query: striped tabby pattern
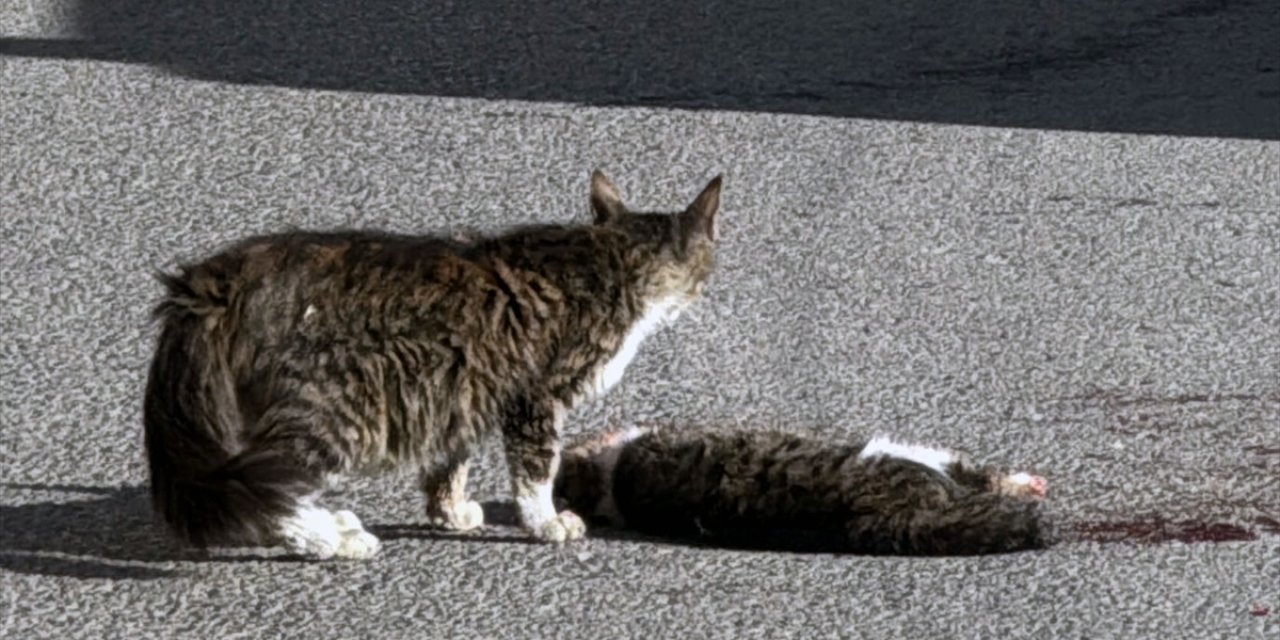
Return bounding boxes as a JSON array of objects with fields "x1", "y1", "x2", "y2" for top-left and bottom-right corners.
[
  {"x1": 556, "y1": 427, "x2": 1053, "y2": 555},
  {"x1": 143, "y1": 171, "x2": 723, "y2": 558}
]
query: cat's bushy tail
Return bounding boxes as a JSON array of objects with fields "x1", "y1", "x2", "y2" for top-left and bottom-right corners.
[
  {"x1": 848, "y1": 493, "x2": 1054, "y2": 556},
  {"x1": 144, "y1": 272, "x2": 313, "y2": 547}
]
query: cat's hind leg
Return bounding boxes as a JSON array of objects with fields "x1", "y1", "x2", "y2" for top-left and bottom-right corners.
[
  {"x1": 331, "y1": 509, "x2": 382, "y2": 559},
  {"x1": 250, "y1": 403, "x2": 382, "y2": 560},
  {"x1": 847, "y1": 492, "x2": 1050, "y2": 555},
  {"x1": 996, "y1": 472, "x2": 1049, "y2": 499},
  {"x1": 421, "y1": 455, "x2": 485, "y2": 531},
  {"x1": 278, "y1": 499, "x2": 380, "y2": 560},
  {"x1": 503, "y1": 397, "x2": 586, "y2": 543},
  {"x1": 942, "y1": 452, "x2": 1048, "y2": 500}
]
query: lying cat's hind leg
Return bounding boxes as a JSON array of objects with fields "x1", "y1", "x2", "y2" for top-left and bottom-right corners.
[
  {"x1": 421, "y1": 456, "x2": 485, "y2": 532},
  {"x1": 847, "y1": 492, "x2": 1051, "y2": 555},
  {"x1": 941, "y1": 453, "x2": 1048, "y2": 500},
  {"x1": 996, "y1": 472, "x2": 1049, "y2": 499}
]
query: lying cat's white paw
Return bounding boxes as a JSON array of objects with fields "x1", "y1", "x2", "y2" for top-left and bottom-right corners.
[
  {"x1": 530, "y1": 510, "x2": 587, "y2": 543},
  {"x1": 1002, "y1": 472, "x2": 1049, "y2": 499},
  {"x1": 427, "y1": 499, "x2": 485, "y2": 532}
]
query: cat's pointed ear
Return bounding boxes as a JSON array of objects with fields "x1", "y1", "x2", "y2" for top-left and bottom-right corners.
[
  {"x1": 590, "y1": 170, "x2": 627, "y2": 224},
  {"x1": 681, "y1": 175, "x2": 723, "y2": 243}
]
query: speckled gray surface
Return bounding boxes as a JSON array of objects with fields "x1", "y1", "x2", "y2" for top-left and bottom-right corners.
[{"x1": 2, "y1": 1, "x2": 1279, "y2": 638}]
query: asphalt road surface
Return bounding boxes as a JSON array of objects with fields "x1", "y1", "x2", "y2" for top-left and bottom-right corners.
[{"x1": 2, "y1": 1, "x2": 1277, "y2": 638}]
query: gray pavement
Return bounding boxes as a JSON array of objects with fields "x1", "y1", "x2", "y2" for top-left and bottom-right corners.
[{"x1": 2, "y1": 1, "x2": 1278, "y2": 638}]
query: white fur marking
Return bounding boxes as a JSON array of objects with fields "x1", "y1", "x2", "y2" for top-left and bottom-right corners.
[
  {"x1": 427, "y1": 498, "x2": 485, "y2": 531},
  {"x1": 589, "y1": 297, "x2": 683, "y2": 397},
  {"x1": 858, "y1": 436, "x2": 956, "y2": 474},
  {"x1": 278, "y1": 505, "x2": 342, "y2": 559},
  {"x1": 618, "y1": 426, "x2": 650, "y2": 444},
  {"x1": 516, "y1": 481, "x2": 557, "y2": 527},
  {"x1": 332, "y1": 509, "x2": 364, "y2": 532},
  {"x1": 278, "y1": 504, "x2": 381, "y2": 559},
  {"x1": 336, "y1": 529, "x2": 381, "y2": 559},
  {"x1": 303, "y1": 304, "x2": 317, "y2": 320},
  {"x1": 1009, "y1": 472, "x2": 1033, "y2": 485}
]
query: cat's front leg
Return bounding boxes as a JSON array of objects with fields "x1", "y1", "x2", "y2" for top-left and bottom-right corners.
[
  {"x1": 502, "y1": 397, "x2": 586, "y2": 543},
  {"x1": 421, "y1": 455, "x2": 484, "y2": 531}
]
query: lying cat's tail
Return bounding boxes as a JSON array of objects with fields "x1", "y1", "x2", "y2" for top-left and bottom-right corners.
[
  {"x1": 848, "y1": 493, "x2": 1053, "y2": 556},
  {"x1": 144, "y1": 272, "x2": 313, "y2": 547}
]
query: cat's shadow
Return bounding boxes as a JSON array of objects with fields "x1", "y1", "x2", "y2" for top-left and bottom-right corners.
[
  {"x1": 0, "y1": 483, "x2": 196, "y2": 579},
  {"x1": 369, "y1": 501, "x2": 545, "y2": 546},
  {"x1": 0, "y1": 483, "x2": 301, "y2": 580},
  {"x1": 369, "y1": 502, "x2": 661, "y2": 547},
  {"x1": 0, "y1": 484, "x2": 847, "y2": 581},
  {"x1": 429, "y1": 501, "x2": 859, "y2": 554},
  {"x1": 0, "y1": 484, "x2": 560, "y2": 580}
]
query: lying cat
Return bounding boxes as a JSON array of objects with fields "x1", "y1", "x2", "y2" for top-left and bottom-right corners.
[
  {"x1": 143, "y1": 171, "x2": 723, "y2": 559},
  {"x1": 555, "y1": 427, "x2": 1053, "y2": 555}
]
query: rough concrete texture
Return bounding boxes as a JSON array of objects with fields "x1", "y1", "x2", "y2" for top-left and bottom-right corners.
[{"x1": 2, "y1": 1, "x2": 1277, "y2": 638}]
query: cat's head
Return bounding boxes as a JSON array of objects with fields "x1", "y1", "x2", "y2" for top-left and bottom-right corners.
[
  {"x1": 555, "y1": 427, "x2": 652, "y2": 524},
  {"x1": 589, "y1": 170, "x2": 723, "y2": 318}
]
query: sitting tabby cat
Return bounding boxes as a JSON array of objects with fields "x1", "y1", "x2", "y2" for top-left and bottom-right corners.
[
  {"x1": 143, "y1": 171, "x2": 723, "y2": 559},
  {"x1": 555, "y1": 427, "x2": 1053, "y2": 555}
]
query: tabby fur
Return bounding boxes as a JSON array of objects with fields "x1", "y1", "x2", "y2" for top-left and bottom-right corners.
[
  {"x1": 143, "y1": 171, "x2": 723, "y2": 558},
  {"x1": 556, "y1": 427, "x2": 1053, "y2": 555}
]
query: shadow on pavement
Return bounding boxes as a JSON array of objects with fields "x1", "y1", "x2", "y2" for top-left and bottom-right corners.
[
  {"x1": 4, "y1": 485, "x2": 1267, "y2": 579},
  {"x1": 1, "y1": 0, "x2": 1276, "y2": 139},
  {"x1": 0, "y1": 486, "x2": 590, "y2": 579},
  {"x1": 371, "y1": 501, "x2": 869, "y2": 553},
  {"x1": 1, "y1": 484, "x2": 180, "y2": 579},
  {"x1": 0, "y1": 484, "x2": 291, "y2": 580},
  {"x1": 370, "y1": 501, "x2": 545, "y2": 546}
]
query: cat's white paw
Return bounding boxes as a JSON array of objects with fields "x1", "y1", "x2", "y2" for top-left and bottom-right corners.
[
  {"x1": 277, "y1": 506, "x2": 381, "y2": 560},
  {"x1": 278, "y1": 506, "x2": 343, "y2": 560},
  {"x1": 332, "y1": 509, "x2": 365, "y2": 533},
  {"x1": 427, "y1": 499, "x2": 485, "y2": 532},
  {"x1": 335, "y1": 529, "x2": 382, "y2": 560},
  {"x1": 1003, "y1": 472, "x2": 1049, "y2": 499},
  {"x1": 1022, "y1": 474, "x2": 1049, "y2": 499},
  {"x1": 530, "y1": 510, "x2": 587, "y2": 543}
]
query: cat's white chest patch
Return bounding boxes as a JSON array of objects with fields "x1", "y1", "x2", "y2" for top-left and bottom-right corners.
[
  {"x1": 588, "y1": 297, "x2": 681, "y2": 398},
  {"x1": 858, "y1": 436, "x2": 956, "y2": 474}
]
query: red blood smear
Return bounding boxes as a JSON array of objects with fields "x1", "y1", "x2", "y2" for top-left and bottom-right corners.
[
  {"x1": 1073, "y1": 517, "x2": 1257, "y2": 544},
  {"x1": 1250, "y1": 604, "x2": 1270, "y2": 617}
]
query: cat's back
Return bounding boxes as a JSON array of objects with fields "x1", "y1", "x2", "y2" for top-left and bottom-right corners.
[
  {"x1": 168, "y1": 222, "x2": 622, "y2": 300},
  {"x1": 190, "y1": 230, "x2": 469, "y2": 286},
  {"x1": 155, "y1": 229, "x2": 479, "y2": 319}
]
